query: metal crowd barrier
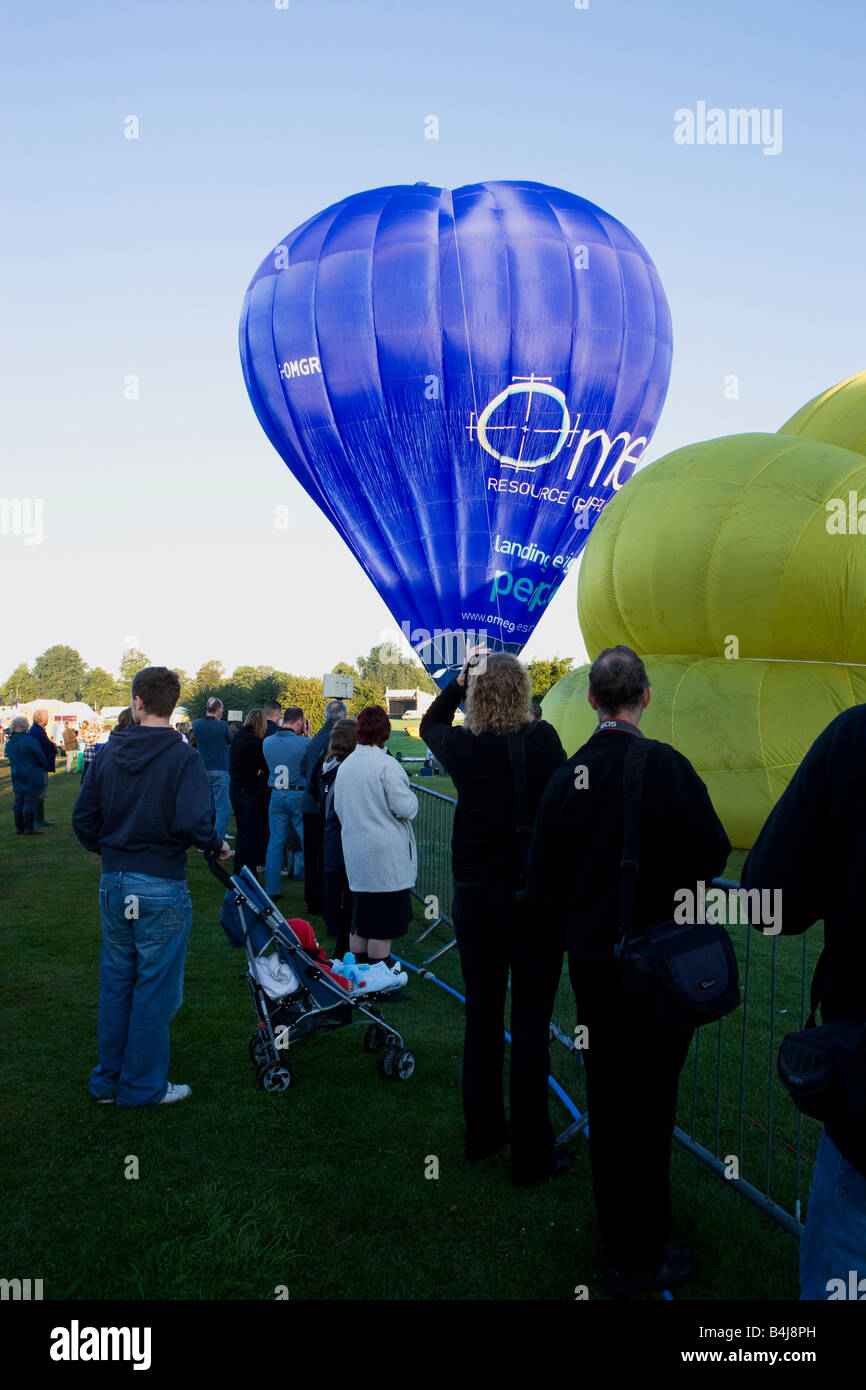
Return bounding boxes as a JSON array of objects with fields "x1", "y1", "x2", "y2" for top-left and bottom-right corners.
[
  {"x1": 411, "y1": 786, "x2": 458, "y2": 963},
  {"x1": 410, "y1": 784, "x2": 822, "y2": 1235}
]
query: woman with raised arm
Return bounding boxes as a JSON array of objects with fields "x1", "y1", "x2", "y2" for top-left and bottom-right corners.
[{"x1": 420, "y1": 651, "x2": 567, "y2": 1185}]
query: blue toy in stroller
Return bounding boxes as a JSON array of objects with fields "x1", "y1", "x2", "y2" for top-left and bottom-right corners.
[{"x1": 208, "y1": 855, "x2": 416, "y2": 1092}]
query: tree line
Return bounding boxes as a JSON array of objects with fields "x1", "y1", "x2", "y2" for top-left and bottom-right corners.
[{"x1": 2, "y1": 644, "x2": 573, "y2": 731}]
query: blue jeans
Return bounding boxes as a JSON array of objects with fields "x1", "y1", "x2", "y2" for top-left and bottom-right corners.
[
  {"x1": 90, "y1": 872, "x2": 192, "y2": 1107},
  {"x1": 265, "y1": 788, "x2": 304, "y2": 896},
  {"x1": 800, "y1": 1131, "x2": 866, "y2": 1299},
  {"x1": 207, "y1": 770, "x2": 231, "y2": 840}
]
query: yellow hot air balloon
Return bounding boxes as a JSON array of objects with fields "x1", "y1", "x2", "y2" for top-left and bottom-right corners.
[
  {"x1": 544, "y1": 654, "x2": 866, "y2": 850},
  {"x1": 779, "y1": 370, "x2": 866, "y2": 457},
  {"x1": 543, "y1": 383, "x2": 866, "y2": 848},
  {"x1": 577, "y1": 433, "x2": 866, "y2": 665}
]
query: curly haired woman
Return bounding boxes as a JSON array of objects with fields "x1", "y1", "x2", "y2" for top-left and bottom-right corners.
[{"x1": 420, "y1": 652, "x2": 567, "y2": 1185}]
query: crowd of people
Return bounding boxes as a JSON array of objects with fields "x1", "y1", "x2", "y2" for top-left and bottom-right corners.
[
  {"x1": 4, "y1": 709, "x2": 135, "y2": 831},
  {"x1": 5, "y1": 651, "x2": 863, "y2": 1301}
]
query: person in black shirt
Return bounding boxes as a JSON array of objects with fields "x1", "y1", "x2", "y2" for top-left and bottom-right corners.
[
  {"x1": 301, "y1": 699, "x2": 349, "y2": 915},
  {"x1": 526, "y1": 645, "x2": 729, "y2": 1296},
  {"x1": 229, "y1": 708, "x2": 269, "y2": 876},
  {"x1": 262, "y1": 698, "x2": 282, "y2": 740},
  {"x1": 28, "y1": 709, "x2": 57, "y2": 827},
  {"x1": 420, "y1": 651, "x2": 566, "y2": 1185},
  {"x1": 742, "y1": 703, "x2": 866, "y2": 1300},
  {"x1": 259, "y1": 699, "x2": 283, "y2": 859},
  {"x1": 318, "y1": 717, "x2": 358, "y2": 960}
]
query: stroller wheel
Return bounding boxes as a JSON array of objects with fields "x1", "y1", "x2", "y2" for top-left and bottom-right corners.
[
  {"x1": 378, "y1": 1046, "x2": 398, "y2": 1078},
  {"x1": 249, "y1": 1033, "x2": 269, "y2": 1066},
  {"x1": 393, "y1": 1048, "x2": 416, "y2": 1082},
  {"x1": 257, "y1": 1061, "x2": 294, "y2": 1093},
  {"x1": 363, "y1": 1023, "x2": 384, "y2": 1053}
]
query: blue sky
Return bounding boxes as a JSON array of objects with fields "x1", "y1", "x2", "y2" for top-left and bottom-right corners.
[{"x1": 2, "y1": 0, "x2": 864, "y2": 684}]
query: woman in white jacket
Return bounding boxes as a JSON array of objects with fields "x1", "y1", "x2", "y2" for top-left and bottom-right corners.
[{"x1": 333, "y1": 705, "x2": 418, "y2": 965}]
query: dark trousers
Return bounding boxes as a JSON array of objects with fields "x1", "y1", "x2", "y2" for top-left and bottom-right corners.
[
  {"x1": 322, "y1": 864, "x2": 353, "y2": 960},
  {"x1": 452, "y1": 884, "x2": 563, "y2": 1182},
  {"x1": 34, "y1": 771, "x2": 48, "y2": 825},
  {"x1": 231, "y1": 791, "x2": 266, "y2": 878},
  {"x1": 13, "y1": 786, "x2": 40, "y2": 830},
  {"x1": 569, "y1": 956, "x2": 694, "y2": 1272},
  {"x1": 303, "y1": 810, "x2": 324, "y2": 915}
]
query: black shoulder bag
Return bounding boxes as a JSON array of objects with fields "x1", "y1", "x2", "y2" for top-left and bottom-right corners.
[
  {"x1": 614, "y1": 737, "x2": 740, "y2": 1031},
  {"x1": 777, "y1": 951, "x2": 866, "y2": 1124}
]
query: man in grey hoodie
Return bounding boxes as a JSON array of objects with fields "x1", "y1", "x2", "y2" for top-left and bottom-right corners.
[{"x1": 73, "y1": 666, "x2": 230, "y2": 1107}]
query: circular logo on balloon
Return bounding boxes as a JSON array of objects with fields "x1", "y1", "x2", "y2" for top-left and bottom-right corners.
[{"x1": 475, "y1": 376, "x2": 571, "y2": 471}]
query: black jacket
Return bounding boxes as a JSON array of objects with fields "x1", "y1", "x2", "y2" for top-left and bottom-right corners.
[
  {"x1": 319, "y1": 761, "x2": 346, "y2": 876},
  {"x1": 229, "y1": 726, "x2": 268, "y2": 797},
  {"x1": 743, "y1": 704, "x2": 866, "y2": 1173},
  {"x1": 73, "y1": 723, "x2": 222, "y2": 880},
  {"x1": 525, "y1": 723, "x2": 730, "y2": 959},
  {"x1": 301, "y1": 719, "x2": 337, "y2": 814},
  {"x1": 419, "y1": 679, "x2": 566, "y2": 890},
  {"x1": 28, "y1": 722, "x2": 56, "y2": 773}
]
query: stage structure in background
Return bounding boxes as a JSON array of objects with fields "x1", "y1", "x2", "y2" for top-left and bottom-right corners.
[
  {"x1": 240, "y1": 180, "x2": 672, "y2": 685},
  {"x1": 322, "y1": 673, "x2": 354, "y2": 701}
]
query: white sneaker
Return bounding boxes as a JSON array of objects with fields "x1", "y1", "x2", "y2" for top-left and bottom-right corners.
[
  {"x1": 158, "y1": 1082, "x2": 191, "y2": 1104},
  {"x1": 364, "y1": 962, "x2": 408, "y2": 991}
]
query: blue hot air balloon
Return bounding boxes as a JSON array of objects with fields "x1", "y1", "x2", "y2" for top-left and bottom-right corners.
[{"x1": 240, "y1": 180, "x2": 672, "y2": 683}]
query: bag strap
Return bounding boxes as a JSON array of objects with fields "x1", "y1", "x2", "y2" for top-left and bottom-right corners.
[
  {"x1": 806, "y1": 947, "x2": 829, "y2": 1030},
  {"x1": 620, "y1": 737, "x2": 651, "y2": 941},
  {"x1": 507, "y1": 725, "x2": 533, "y2": 847}
]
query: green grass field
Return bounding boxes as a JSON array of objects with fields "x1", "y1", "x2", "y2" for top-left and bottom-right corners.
[{"x1": 0, "y1": 760, "x2": 806, "y2": 1301}]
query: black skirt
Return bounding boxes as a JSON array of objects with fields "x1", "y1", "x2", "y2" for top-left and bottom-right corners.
[{"x1": 351, "y1": 888, "x2": 413, "y2": 942}]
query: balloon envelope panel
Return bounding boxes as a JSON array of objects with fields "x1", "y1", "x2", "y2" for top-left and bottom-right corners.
[
  {"x1": 564, "y1": 372, "x2": 866, "y2": 848},
  {"x1": 577, "y1": 433, "x2": 866, "y2": 665},
  {"x1": 542, "y1": 655, "x2": 866, "y2": 848},
  {"x1": 240, "y1": 180, "x2": 672, "y2": 682},
  {"x1": 779, "y1": 370, "x2": 866, "y2": 457}
]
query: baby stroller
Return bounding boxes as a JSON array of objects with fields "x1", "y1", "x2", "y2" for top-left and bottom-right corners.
[{"x1": 208, "y1": 854, "x2": 416, "y2": 1093}]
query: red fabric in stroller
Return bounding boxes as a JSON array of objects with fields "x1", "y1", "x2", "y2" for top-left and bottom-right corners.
[{"x1": 285, "y1": 917, "x2": 351, "y2": 993}]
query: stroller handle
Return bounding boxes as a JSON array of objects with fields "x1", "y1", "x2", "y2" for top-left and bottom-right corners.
[{"x1": 205, "y1": 848, "x2": 236, "y2": 890}]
